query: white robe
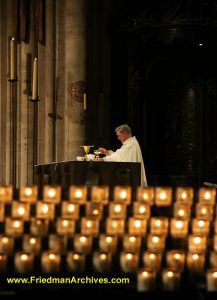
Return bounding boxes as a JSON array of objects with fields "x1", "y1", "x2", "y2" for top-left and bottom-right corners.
[{"x1": 103, "y1": 136, "x2": 147, "y2": 187}]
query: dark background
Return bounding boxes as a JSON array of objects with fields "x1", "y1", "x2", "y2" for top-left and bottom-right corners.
[{"x1": 86, "y1": 0, "x2": 217, "y2": 187}]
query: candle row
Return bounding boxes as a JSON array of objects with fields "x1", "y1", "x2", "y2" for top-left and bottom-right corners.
[
  {"x1": 0, "y1": 213, "x2": 217, "y2": 239},
  {"x1": 0, "y1": 201, "x2": 216, "y2": 222},
  {"x1": 0, "y1": 186, "x2": 216, "y2": 205}
]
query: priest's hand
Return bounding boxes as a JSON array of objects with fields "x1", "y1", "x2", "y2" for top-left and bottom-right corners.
[{"x1": 98, "y1": 147, "x2": 108, "y2": 155}]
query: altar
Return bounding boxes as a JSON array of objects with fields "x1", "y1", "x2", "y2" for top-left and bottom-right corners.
[{"x1": 34, "y1": 160, "x2": 141, "y2": 192}]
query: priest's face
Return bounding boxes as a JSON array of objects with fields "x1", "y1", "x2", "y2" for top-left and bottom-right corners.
[{"x1": 116, "y1": 131, "x2": 129, "y2": 143}]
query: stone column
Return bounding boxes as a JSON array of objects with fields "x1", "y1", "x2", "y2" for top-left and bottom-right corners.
[
  {"x1": 17, "y1": 0, "x2": 36, "y2": 185},
  {"x1": 38, "y1": 0, "x2": 55, "y2": 164},
  {"x1": 0, "y1": 0, "x2": 17, "y2": 185},
  {"x1": 56, "y1": 0, "x2": 86, "y2": 162}
]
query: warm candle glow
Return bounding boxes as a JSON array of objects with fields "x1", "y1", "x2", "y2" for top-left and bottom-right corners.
[
  {"x1": 160, "y1": 192, "x2": 167, "y2": 200},
  {"x1": 42, "y1": 205, "x2": 49, "y2": 213},
  {"x1": 14, "y1": 221, "x2": 20, "y2": 228},
  {"x1": 21, "y1": 254, "x2": 28, "y2": 261},
  {"x1": 153, "y1": 236, "x2": 159, "y2": 243},
  {"x1": 178, "y1": 210, "x2": 185, "y2": 217},
  {"x1": 150, "y1": 254, "x2": 156, "y2": 260},
  {"x1": 212, "y1": 272, "x2": 217, "y2": 278},
  {"x1": 2, "y1": 237, "x2": 9, "y2": 244},
  {"x1": 100, "y1": 254, "x2": 107, "y2": 260},
  {"x1": 80, "y1": 236, "x2": 87, "y2": 243},
  {"x1": 194, "y1": 237, "x2": 201, "y2": 244},
  {"x1": 139, "y1": 206, "x2": 146, "y2": 213},
  {"x1": 142, "y1": 271, "x2": 149, "y2": 277},
  {"x1": 74, "y1": 254, "x2": 80, "y2": 260},
  {"x1": 135, "y1": 220, "x2": 142, "y2": 228},
  {"x1": 18, "y1": 207, "x2": 25, "y2": 215},
  {"x1": 48, "y1": 189, "x2": 56, "y2": 198},
  {"x1": 130, "y1": 236, "x2": 136, "y2": 242},
  {"x1": 181, "y1": 192, "x2": 187, "y2": 199},
  {"x1": 204, "y1": 192, "x2": 211, "y2": 200},
  {"x1": 68, "y1": 204, "x2": 75, "y2": 212},
  {"x1": 112, "y1": 221, "x2": 118, "y2": 228},
  {"x1": 75, "y1": 190, "x2": 82, "y2": 198},
  {"x1": 63, "y1": 220, "x2": 69, "y2": 227},
  {"x1": 49, "y1": 254, "x2": 56, "y2": 260},
  {"x1": 121, "y1": 191, "x2": 127, "y2": 199},
  {"x1": 126, "y1": 254, "x2": 133, "y2": 260},
  {"x1": 86, "y1": 221, "x2": 92, "y2": 228},
  {"x1": 93, "y1": 209, "x2": 98, "y2": 215},
  {"x1": 155, "y1": 220, "x2": 161, "y2": 227},
  {"x1": 176, "y1": 221, "x2": 184, "y2": 229},
  {"x1": 198, "y1": 220, "x2": 205, "y2": 227},
  {"x1": 193, "y1": 254, "x2": 199, "y2": 260},
  {"x1": 106, "y1": 237, "x2": 112, "y2": 243},
  {"x1": 25, "y1": 188, "x2": 32, "y2": 196},
  {"x1": 30, "y1": 238, "x2": 36, "y2": 245},
  {"x1": 115, "y1": 205, "x2": 121, "y2": 213},
  {"x1": 174, "y1": 253, "x2": 181, "y2": 260},
  {"x1": 167, "y1": 271, "x2": 174, "y2": 277}
]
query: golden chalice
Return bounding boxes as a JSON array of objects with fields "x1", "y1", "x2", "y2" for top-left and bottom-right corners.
[
  {"x1": 94, "y1": 150, "x2": 102, "y2": 159},
  {"x1": 80, "y1": 145, "x2": 94, "y2": 160}
]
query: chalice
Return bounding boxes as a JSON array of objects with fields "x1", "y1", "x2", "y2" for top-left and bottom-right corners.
[
  {"x1": 80, "y1": 145, "x2": 94, "y2": 160},
  {"x1": 94, "y1": 149, "x2": 102, "y2": 159}
]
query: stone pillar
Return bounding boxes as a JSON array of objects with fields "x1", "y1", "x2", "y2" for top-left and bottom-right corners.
[
  {"x1": 38, "y1": 0, "x2": 55, "y2": 164},
  {"x1": 17, "y1": 0, "x2": 36, "y2": 185},
  {"x1": 0, "y1": 0, "x2": 17, "y2": 184},
  {"x1": 56, "y1": 0, "x2": 86, "y2": 162}
]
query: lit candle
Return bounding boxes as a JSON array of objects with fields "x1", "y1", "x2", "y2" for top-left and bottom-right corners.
[
  {"x1": 187, "y1": 252, "x2": 205, "y2": 272},
  {"x1": 198, "y1": 187, "x2": 216, "y2": 205},
  {"x1": 123, "y1": 235, "x2": 141, "y2": 253},
  {"x1": 147, "y1": 234, "x2": 165, "y2": 252},
  {"x1": 93, "y1": 252, "x2": 112, "y2": 272},
  {"x1": 137, "y1": 269, "x2": 156, "y2": 291},
  {"x1": 106, "y1": 218, "x2": 125, "y2": 235},
  {"x1": 12, "y1": 202, "x2": 30, "y2": 220},
  {"x1": 128, "y1": 218, "x2": 147, "y2": 236},
  {"x1": 207, "y1": 269, "x2": 217, "y2": 291},
  {"x1": 23, "y1": 236, "x2": 41, "y2": 254},
  {"x1": 170, "y1": 219, "x2": 189, "y2": 238},
  {"x1": 120, "y1": 252, "x2": 139, "y2": 273},
  {"x1": 81, "y1": 218, "x2": 99, "y2": 236},
  {"x1": 150, "y1": 217, "x2": 169, "y2": 235},
  {"x1": 133, "y1": 202, "x2": 151, "y2": 219},
  {"x1": 136, "y1": 187, "x2": 154, "y2": 205},
  {"x1": 143, "y1": 252, "x2": 162, "y2": 271},
  {"x1": 175, "y1": 187, "x2": 193, "y2": 205},
  {"x1": 85, "y1": 202, "x2": 103, "y2": 220},
  {"x1": 41, "y1": 252, "x2": 61, "y2": 273},
  {"x1": 188, "y1": 235, "x2": 206, "y2": 253},
  {"x1": 57, "y1": 218, "x2": 75, "y2": 236},
  {"x1": 173, "y1": 203, "x2": 191, "y2": 219},
  {"x1": 32, "y1": 58, "x2": 38, "y2": 100},
  {"x1": 0, "y1": 236, "x2": 14, "y2": 254},
  {"x1": 66, "y1": 252, "x2": 85, "y2": 272},
  {"x1": 69, "y1": 186, "x2": 87, "y2": 204},
  {"x1": 20, "y1": 186, "x2": 38, "y2": 203},
  {"x1": 99, "y1": 235, "x2": 117, "y2": 253},
  {"x1": 43, "y1": 186, "x2": 61, "y2": 203},
  {"x1": 166, "y1": 250, "x2": 185, "y2": 272},
  {"x1": 155, "y1": 187, "x2": 172, "y2": 206},
  {"x1": 83, "y1": 93, "x2": 87, "y2": 110},
  {"x1": 30, "y1": 218, "x2": 49, "y2": 236},
  {"x1": 5, "y1": 218, "x2": 24, "y2": 236},
  {"x1": 15, "y1": 253, "x2": 34, "y2": 273},
  {"x1": 10, "y1": 37, "x2": 17, "y2": 80},
  {"x1": 192, "y1": 219, "x2": 210, "y2": 236},
  {"x1": 61, "y1": 202, "x2": 79, "y2": 220},
  {"x1": 36, "y1": 202, "x2": 55, "y2": 219},
  {"x1": 109, "y1": 203, "x2": 126, "y2": 219},
  {"x1": 74, "y1": 235, "x2": 92, "y2": 254},
  {"x1": 113, "y1": 186, "x2": 131, "y2": 204},
  {"x1": 196, "y1": 203, "x2": 213, "y2": 220},
  {"x1": 162, "y1": 269, "x2": 181, "y2": 290}
]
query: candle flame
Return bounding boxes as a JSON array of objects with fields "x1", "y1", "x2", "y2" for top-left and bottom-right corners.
[{"x1": 25, "y1": 188, "x2": 33, "y2": 196}]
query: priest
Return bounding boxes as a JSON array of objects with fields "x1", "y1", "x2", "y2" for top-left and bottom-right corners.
[{"x1": 96, "y1": 124, "x2": 147, "y2": 187}]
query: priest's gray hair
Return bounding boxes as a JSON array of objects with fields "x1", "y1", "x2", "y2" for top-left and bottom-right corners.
[{"x1": 115, "y1": 124, "x2": 132, "y2": 134}]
